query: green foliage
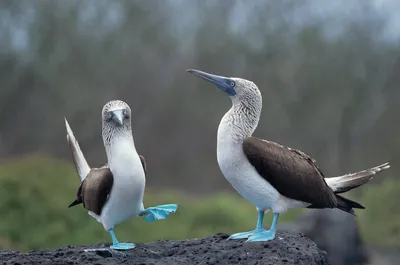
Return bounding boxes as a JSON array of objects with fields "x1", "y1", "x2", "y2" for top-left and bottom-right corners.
[
  {"x1": 0, "y1": 156, "x2": 298, "y2": 252},
  {"x1": 358, "y1": 178, "x2": 400, "y2": 250}
]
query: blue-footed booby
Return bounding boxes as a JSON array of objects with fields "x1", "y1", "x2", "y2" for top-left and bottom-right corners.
[
  {"x1": 186, "y1": 69, "x2": 390, "y2": 242},
  {"x1": 65, "y1": 100, "x2": 178, "y2": 250}
]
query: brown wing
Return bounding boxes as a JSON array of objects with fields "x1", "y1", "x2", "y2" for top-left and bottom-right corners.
[
  {"x1": 242, "y1": 137, "x2": 337, "y2": 208},
  {"x1": 68, "y1": 165, "x2": 113, "y2": 215},
  {"x1": 139, "y1": 155, "x2": 147, "y2": 174}
]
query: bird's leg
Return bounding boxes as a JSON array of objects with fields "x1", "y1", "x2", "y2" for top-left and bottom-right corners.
[
  {"x1": 229, "y1": 210, "x2": 265, "y2": 240},
  {"x1": 108, "y1": 228, "x2": 136, "y2": 250},
  {"x1": 139, "y1": 204, "x2": 178, "y2": 222},
  {"x1": 247, "y1": 213, "x2": 279, "y2": 242},
  {"x1": 82, "y1": 228, "x2": 135, "y2": 252}
]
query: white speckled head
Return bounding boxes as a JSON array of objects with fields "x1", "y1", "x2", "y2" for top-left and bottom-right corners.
[
  {"x1": 229, "y1": 77, "x2": 262, "y2": 110},
  {"x1": 102, "y1": 100, "x2": 133, "y2": 146},
  {"x1": 187, "y1": 69, "x2": 262, "y2": 138},
  {"x1": 187, "y1": 69, "x2": 262, "y2": 107}
]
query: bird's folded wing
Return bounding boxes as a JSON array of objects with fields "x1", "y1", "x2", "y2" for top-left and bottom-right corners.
[
  {"x1": 65, "y1": 118, "x2": 91, "y2": 182},
  {"x1": 80, "y1": 167, "x2": 114, "y2": 216},
  {"x1": 242, "y1": 137, "x2": 337, "y2": 208}
]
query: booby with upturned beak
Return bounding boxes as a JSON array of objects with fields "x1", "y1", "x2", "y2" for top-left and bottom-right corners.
[
  {"x1": 187, "y1": 69, "x2": 390, "y2": 242},
  {"x1": 65, "y1": 100, "x2": 178, "y2": 250}
]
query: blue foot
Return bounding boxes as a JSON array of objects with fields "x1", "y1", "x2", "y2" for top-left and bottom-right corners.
[
  {"x1": 108, "y1": 228, "x2": 135, "y2": 251},
  {"x1": 110, "y1": 242, "x2": 136, "y2": 250},
  {"x1": 139, "y1": 204, "x2": 178, "y2": 222},
  {"x1": 229, "y1": 210, "x2": 279, "y2": 242},
  {"x1": 247, "y1": 229, "x2": 276, "y2": 242},
  {"x1": 229, "y1": 229, "x2": 264, "y2": 240}
]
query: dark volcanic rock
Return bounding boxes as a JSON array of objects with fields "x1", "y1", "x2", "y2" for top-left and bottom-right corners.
[
  {"x1": 278, "y1": 209, "x2": 368, "y2": 265},
  {"x1": 1, "y1": 232, "x2": 328, "y2": 265}
]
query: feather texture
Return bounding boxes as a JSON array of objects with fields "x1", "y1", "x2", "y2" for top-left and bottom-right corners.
[
  {"x1": 325, "y1": 162, "x2": 390, "y2": 193},
  {"x1": 242, "y1": 136, "x2": 337, "y2": 208},
  {"x1": 65, "y1": 118, "x2": 91, "y2": 182},
  {"x1": 68, "y1": 165, "x2": 114, "y2": 215}
]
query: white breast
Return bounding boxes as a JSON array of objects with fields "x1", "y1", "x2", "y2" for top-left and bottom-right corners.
[
  {"x1": 217, "y1": 119, "x2": 281, "y2": 211},
  {"x1": 100, "y1": 138, "x2": 146, "y2": 230}
]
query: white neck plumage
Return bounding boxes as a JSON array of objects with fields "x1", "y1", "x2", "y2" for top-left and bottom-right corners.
[
  {"x1": 218, "y1": 97, "x2": 261, "y2": 143},
  {"x1": 104, "y1": 131, "x2": 137, "y2": 166}
]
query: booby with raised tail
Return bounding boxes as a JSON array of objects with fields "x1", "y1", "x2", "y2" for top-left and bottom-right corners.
[
  {"x1": 186, "y1": 69, "x2": 390, "y2": 242},
  {"x1": 65, "y1": 100, "x2": 178, "y2": 250}
]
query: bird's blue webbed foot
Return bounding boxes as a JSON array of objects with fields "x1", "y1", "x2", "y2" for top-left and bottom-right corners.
[
  {"x1": 139, "y1": 204, "x2": 178, "y2": 222},
  {"x1": 229, "y1": 228, "x2": 264, "y2": 239},
  {"x1": 110, "y1": 242, "x2": 136, "y2": 250},
  {"x1": 230, "y1": 211, "x2": 279, "y2": 242},
  {"x1": 247, "y1": 229, "x2": 276, "y2": 242},
  {"x1": 229, "y1": 210, "x2": 267, "y2": 240},
  {"x1": 247, "y1": 212, "x2": 279, "y2": 242},
  {"x1": 108, "y1": 228, "x2": 135, "y2": 251}
]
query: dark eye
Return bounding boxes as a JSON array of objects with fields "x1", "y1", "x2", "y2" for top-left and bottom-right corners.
[
  {"x1": 123, "y1": 109, "x2": 129, "y2": 118},
  {"x1": 230, "y1": 81, "x2": 235, "y2": 87},
  {"x1": 107, "y1": 112, "x2": 113, "y2": 120}
]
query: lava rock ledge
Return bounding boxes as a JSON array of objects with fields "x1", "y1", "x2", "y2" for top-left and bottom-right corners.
[{"x1": 1, "y1": 232, "x2": 329, "y2": 265}]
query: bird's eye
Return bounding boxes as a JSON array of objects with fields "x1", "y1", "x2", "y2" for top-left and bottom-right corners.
[
  {"x1": 108, "y1": 112, "x2": 113, "y2": 120},
  {"x1": 230, "y1": 81, "x2": 235, "y2": 87},
  {"x1": 123, "y1": 109, "x2": 129, "y2": 118}
]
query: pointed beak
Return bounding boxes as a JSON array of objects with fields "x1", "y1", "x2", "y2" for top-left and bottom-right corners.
[
  {"x1": 186, "y1": 69, "x2": 237, "y2": 96},
  {"x1": 111, "y1": 109, "x2": 124, "y2": 126}
]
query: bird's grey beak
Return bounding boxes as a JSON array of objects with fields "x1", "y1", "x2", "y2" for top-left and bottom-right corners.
[
  {"x1": 111, "y1": 109, "x2": 124, "y2": 126},
  {"x1": 186, "y1": 69, "x2": 237, "y2": 96}
]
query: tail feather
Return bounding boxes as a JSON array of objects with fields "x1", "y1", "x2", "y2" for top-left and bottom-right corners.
[
  {"x1": 336, "y1": 195, "x2": 365, "y2": 215},
  {"x1": 68, "y1": 199, "x2": 82, "y2": 208},
  {"x1": 65, "y1": 118, "x2": 91, "y2": 182},
  {"x1": 326, "y1": 162, "x2": 390, "y2": 194}
]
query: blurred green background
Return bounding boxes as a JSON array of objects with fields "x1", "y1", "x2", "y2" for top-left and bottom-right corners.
[{"x1": 0, "y1": 1, "x2": 400, "y2": 265}]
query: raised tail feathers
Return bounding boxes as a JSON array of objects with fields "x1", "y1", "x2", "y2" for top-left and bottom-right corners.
[
  {"x1": 65, "y1": 118, "x2": 91, "y2": 182},
  {"x1": 327, "y1": 162, "x2": 390, "y2": 215},
  {"x1": 326, "y1": 162, "x2": 390, "y2": 194}
]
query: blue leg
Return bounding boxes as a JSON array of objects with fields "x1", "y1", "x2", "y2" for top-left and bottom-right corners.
[
  {"x1": 229, "y1": 210, "x2": 265, "y2": 239},
  {"x1": 139, "y1": 204, "x2": 178, "y2": 222},
  {"x1": 108, "y1": 228, "x2": 135, "y2": 250},
  {"x1": 247, "y1": 213, "x2": 279, "y2": 242}
]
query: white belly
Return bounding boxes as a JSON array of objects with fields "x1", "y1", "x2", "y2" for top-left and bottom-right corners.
[
  {"x1": 217, "y1": 141, "x2": 280, "y2": 210},
  {"x1": 98, "y1": 141, "x2": 146, "y2": 230}
]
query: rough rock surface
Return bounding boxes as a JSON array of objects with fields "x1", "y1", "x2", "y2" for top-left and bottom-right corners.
[
  {"x1": 278, "y1": 209, "x2": 368, "y2": 265},
  {"x1": 1, "y1": 232, "x2": 328, "y2": 265}
]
